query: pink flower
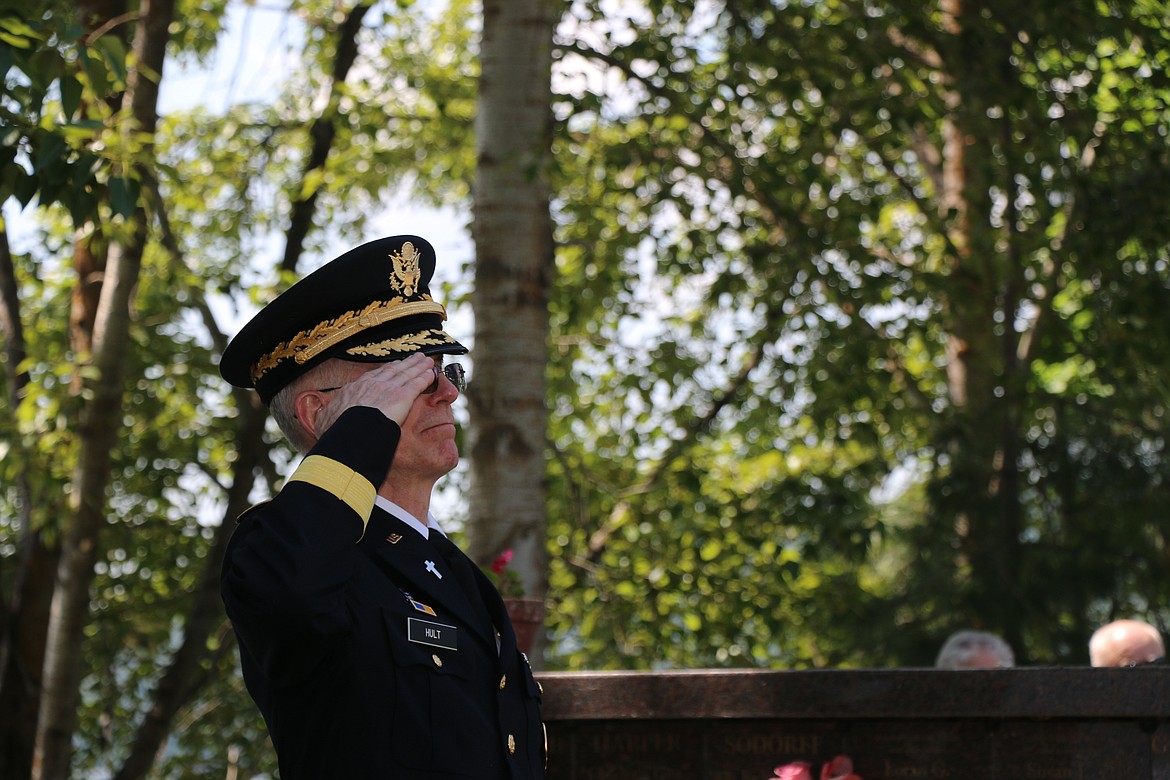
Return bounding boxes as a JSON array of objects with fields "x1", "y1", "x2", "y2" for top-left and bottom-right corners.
[
  {"x1": 772, "y1": 762, "x2": 814, "y2": 780},
  {"x1": 491, "y1": 549, "x2": 514, "y2": 575},
  {"x1": 821, "y1": 755, "x2": 861, "y2": 780}
]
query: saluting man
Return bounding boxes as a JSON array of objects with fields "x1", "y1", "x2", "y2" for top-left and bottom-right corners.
[{"x1": 219, "y1": 235, "x2": 545, "y2": 779}]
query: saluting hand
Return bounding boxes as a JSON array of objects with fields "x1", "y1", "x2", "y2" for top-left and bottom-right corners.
[{"x1": 312, "y1": 353, "x2": 439, "y2": 433}]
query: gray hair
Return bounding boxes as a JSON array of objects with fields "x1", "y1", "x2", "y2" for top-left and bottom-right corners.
[
  {"x1": 269, "y1": 359, "x2": 367, "y2": 454},
  {"x1": 935, "y1": 630, "x2": 1015, "y2": 669}
]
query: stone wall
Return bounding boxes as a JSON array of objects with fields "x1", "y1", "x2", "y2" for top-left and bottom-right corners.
[{"x1": 536, "y1": 668, "x2": 1170, "y2": 779}]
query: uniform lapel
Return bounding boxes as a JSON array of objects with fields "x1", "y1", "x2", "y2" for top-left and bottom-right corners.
[
  {"x1": 363, "y1": 507, "x2": 497, "y2": 650},
  {"x1": 469, "y1": 560, "x2": 519, "y2": 659}
]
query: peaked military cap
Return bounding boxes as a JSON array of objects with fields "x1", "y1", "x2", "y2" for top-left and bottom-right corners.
[{"x1": 219, "y1": 235, "x2": 468, "y2": 404}]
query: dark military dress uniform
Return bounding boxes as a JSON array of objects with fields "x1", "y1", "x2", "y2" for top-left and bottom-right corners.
[
  {"x1": 221, "y1": 407, "x2": 545, "y2": 779},
  {"x1": 217, "y1": 235, "x2": 545, "y2": 779}
]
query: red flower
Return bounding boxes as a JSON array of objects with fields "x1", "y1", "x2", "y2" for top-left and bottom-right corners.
[
  {"x1": 772, "y1": 762, "x2": 814, "y2": 780},
  {"x1": 821, "y1": 755, "x2": 861, "y2": 780},
  {"x1": 491, "y1": 549, "x2": 514, "y2": 575}
]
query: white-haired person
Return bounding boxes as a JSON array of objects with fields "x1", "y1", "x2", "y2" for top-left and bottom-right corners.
[{"x1": 935, "y1": 629, "x2": 1015, "y2": 669}]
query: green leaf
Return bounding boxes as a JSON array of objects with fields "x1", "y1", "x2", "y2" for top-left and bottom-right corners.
[
  {"x1": 61, "y1": 74, "x2": 83, "y2": 121},
  {"x1": 12, "y1": 167, "x2": 36, "y2": 206},
  {"x1": 93, "y1": 34, "x2": 129, "y2": 88},
  {"x1": 108, "y1": 175, "x2": 141, "y2": 219}
]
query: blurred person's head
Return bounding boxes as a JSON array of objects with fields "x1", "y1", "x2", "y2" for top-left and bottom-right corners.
[
  {"x1": 935, "y1": 630, "x2": 1015, "y2": 669},
  {"x1": 1089, "y1": 620, "x2": 1165, "y2": 667}
]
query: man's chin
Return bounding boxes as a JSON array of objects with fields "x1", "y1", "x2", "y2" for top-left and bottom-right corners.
[{"x1": 435, "y1": 441, "x2": 460, "y2": 467}]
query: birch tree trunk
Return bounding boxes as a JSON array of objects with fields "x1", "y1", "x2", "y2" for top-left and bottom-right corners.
[
  {"x1": 32, "y1": 0, "x2": 174, "y2": 776},
  {"x1": 469, "y1": 0, "x2": 556, "y2": 661}
]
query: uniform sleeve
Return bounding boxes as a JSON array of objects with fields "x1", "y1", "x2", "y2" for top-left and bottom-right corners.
[{"x1": 220, "y1": 406, "x2": 401, "y2": 685}]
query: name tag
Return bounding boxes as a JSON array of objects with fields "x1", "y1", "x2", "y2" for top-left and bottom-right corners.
[{"x1": 408, "y1": 618, "x2": 458, "y2": 651}]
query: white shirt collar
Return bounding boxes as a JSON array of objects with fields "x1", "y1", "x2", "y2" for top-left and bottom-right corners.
[{"x1": 374, "y1": 495, "x2": 444, "y2": 539}]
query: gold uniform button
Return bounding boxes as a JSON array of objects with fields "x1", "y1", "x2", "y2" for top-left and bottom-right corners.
[
  {"x1": 432, "y1": 654, "x2": 443, "y2": 667},
  {"x1": 507, "y1": 734, "x2": 516, "y2": 754},
  {"x1": 499, "y1": 674, "x2": 507, "y2": 689}
]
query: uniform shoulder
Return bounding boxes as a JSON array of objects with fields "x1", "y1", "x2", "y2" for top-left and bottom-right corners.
[{"x1": 233, "y1": 498, "x2": 273, "y2": 525}]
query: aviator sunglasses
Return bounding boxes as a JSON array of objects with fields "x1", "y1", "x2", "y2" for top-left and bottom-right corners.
[
  {"x1": 425, "y1": 363, "x2": 466, "y2": 394},
  {"x1": 316, "y1": 362, "x2": 466, "y2": 395}
]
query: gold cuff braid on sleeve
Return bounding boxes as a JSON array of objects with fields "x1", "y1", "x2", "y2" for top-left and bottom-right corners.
[{"x1": 286, "y1": 455, "x2": 376, "y2": 535}]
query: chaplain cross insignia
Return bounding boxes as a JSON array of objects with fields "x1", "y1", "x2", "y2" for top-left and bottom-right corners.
[{"x1": 425, "y1": 560, "x2": 443, "y2": 579}]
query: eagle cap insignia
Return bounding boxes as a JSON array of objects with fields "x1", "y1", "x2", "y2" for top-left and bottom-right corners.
[{"x1": 389, "y1": 242, "x2": 422, "y2": 298}]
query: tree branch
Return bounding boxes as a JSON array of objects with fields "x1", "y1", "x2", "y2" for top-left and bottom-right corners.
[{"x1": 281, "y1": 3, "x2": 372, "y2": 274}]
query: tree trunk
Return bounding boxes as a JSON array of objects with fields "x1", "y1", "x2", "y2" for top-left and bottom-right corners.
[
  {"x1": 0, "y1": 536, "x2": 58, "y2": 780},
  {"x1": 936, "y1": 0, "x2": 1025, "y2": 648},
  {"x1": 33, "y1": 226, "x2": 148, "y2": 780},
  {"x1": 32, "y1": 0, "x2": 174, "y2": 776},
  {"x1": 469, "y1": 0, "x2": 556, "y2": 663},
  {"x1": 0, "y1": 227, "x2": 57, "y2": 776}
]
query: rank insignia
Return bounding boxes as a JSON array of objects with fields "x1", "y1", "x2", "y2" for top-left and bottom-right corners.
[{"x1": 386, "y1": 533, "x2": 403, "y2": 544}]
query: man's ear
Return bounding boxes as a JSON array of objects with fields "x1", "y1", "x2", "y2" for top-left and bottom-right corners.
[{"x1": 294, "y1": 390, "x2": 329, "y2": 441}]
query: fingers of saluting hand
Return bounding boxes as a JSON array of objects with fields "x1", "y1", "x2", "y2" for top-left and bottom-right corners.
[
  {"x1": 352, "y1": 353, "x2": 438, "y2": 425},
  {"x1": 321, "y1": 353, "x2": 438, "y2": 428}
]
